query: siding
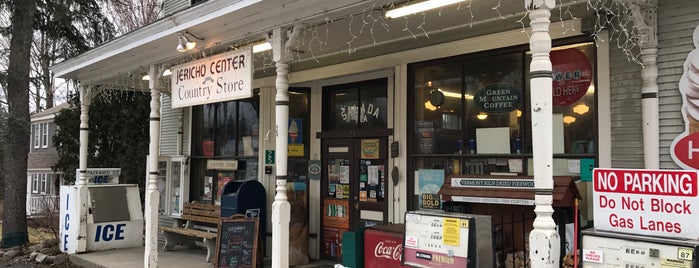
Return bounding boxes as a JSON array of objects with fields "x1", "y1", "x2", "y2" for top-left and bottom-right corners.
[
  {"x1": 160, "y1": 94, "x2": 190, "y2": 156},
  {"x1": 657, "y1": 1, "x2": 699, "y2": 169},
  {"x1": 161, "y1": 0, "x2": 189, "y2": 17},
  {"x1": 609, "y1": 39, "x2": 644, "y2": 169}
]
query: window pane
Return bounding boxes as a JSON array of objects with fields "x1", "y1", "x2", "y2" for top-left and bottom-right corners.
[
  {"x1": 464, "y1": 52, "x2": 523, "y2": 153},
  {"x1": 359, "y1": 78, "x2": 388, "y2": 129},
  {"x1": 324, "y1": 86, "x2": 359, "y2": 130},
  {"x1": 525, "y1": 43, "x2": 596, "y2": 154},
  {"x1": 32, "y1": 174, "x2": 38, "y2": 193},
  {"x1": 192, "y1": 104, "x2": 216, "y2": 157},
  {"x1": 216, "y1": 101, "x2": 238, "y2": 156},
  {"x1": 42, "y1": 123, "x2": 48, "y2": 147},
  {"x1": 413, "y1": 60, "x2": 463, "y2": 154},
  {"x1": 41, "y1": 174, "x2": 47, "y2": 194},
  {"x1": 289, "y1": 88, "x2": 310, "y2": 157},
  {"x1": 34, "y1": 124, "x2": 40, "y2": 148},
  {"x1": 237, "y1": 91, "x2": 260, "y2": 156}
]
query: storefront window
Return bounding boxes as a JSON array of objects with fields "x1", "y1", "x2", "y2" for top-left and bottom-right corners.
[
  {"x1": 323, "y1": 78, "x2": 388, "y2": 130},
  {"x1": 525, "y1": 43, "x2": 596, "y2": 155},
  {"x1": 190, "y1": 89, "x2": 260, "y2": 204},
  {"x1": 409, "y1": 40, "x2": 597, "y2": 206}
]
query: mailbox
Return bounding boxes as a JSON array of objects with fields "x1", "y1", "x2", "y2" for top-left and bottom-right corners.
[
  {"x1": 220, "y1": 179, "x2": 267, "y2": 250},
  {"x1": 60, "y1": 184, "x2": 144, "y2": 253}
]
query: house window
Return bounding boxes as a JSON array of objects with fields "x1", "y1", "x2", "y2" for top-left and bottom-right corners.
[
  {"x1": 33, "y1": 124, "x2": 40, "y2": 148},
  {"x1": 40, "y1": 174, "x2": 48, "y2": 194},
  {"x1": 31, "y1": 174, "x2": 39, "y2": 194},
  {"x1": 41, "y1": 123, "x2": 49, "y2": 148}
]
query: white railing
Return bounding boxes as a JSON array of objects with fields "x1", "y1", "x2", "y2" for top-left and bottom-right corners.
[{"x1": 28, "y1": 195, "x2": 59, "y2": 216}]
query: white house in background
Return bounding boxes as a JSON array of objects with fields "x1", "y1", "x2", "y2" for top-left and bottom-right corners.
[{"x1": 26, "y1": 103, "x2": 69, "y2": 217}]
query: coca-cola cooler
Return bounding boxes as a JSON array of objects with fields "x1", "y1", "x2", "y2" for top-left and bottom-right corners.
[{"x1": 364, "y1": 224, "x2": 409, "y2": 268}]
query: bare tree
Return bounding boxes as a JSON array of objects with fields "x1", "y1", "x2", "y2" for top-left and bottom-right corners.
[{"x1": 105, "y1": 0, "x2": 161, "y2": 35}]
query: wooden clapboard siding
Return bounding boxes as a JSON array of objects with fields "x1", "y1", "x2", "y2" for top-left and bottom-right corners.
[
  {"x1": 658, "y1": 0, "x2": 699, "y2": 169},
  {"x1": 161, "y1": 0, "x2": 189, "y2": 17},
  {"x1": 609, "y1": 38, "x2": 644, "y2": 169},
  {"x1": 159, "y1": 94, "x2": 190, "y2": 156}
]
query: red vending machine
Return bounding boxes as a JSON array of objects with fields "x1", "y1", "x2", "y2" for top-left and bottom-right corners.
[{"x1": 364, "y1": 224, "x2": 409, "y2": 268}]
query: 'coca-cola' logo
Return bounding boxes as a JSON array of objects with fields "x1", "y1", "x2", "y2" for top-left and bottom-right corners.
[{"x1": 374, "y1": 241, "x2": 403, "y2": 261}]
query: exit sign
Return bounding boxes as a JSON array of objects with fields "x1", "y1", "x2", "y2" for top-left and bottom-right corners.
[{"x1": 265, "y1": 150, "x2": 275, "y2": 164}]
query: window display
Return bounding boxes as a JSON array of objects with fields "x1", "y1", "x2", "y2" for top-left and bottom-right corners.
[
  {"x1": 409, "y1": 40, "x2": 597, "y2": 207},
  {"x1": 190, "y1": 90, "x2": 260, "y2": 204}
]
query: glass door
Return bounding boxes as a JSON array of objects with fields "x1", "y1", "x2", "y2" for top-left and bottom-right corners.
[
  {"x1": 320, "y1": 137, "x2": 389, "y2": 260},
  {"x1": 321, "y1": 139, "x2": 352, "y2": 260}
]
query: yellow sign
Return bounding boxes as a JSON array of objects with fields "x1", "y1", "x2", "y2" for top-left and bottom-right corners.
[
  {"x1": 661, "y1": 258, "x2": 691, "y2": 268},
  {"x1": 678, "y1": 247, "x2": 694, "y2": 261},
  {"x1": 288, "y1": 144, "x2": 304, "y2": 157},
  {"x1": 442, "y1": 218, "x2": 460, "y2": 246},
  {"x1": 361, "y1": 139, "x2": 380, "y2": 159}
]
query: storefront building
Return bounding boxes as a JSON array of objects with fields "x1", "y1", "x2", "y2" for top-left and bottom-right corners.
[{"x1": 50, "y1": 0, "x2": 699, "y2": 266}]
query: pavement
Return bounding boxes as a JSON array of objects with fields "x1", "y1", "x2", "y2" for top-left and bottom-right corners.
[{"x1": 68, "y1": 247, "x2": 337, "y2": 268}]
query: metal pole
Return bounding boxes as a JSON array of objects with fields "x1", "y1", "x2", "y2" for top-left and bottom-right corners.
[{"x1": 526, "y1": 0, "x2": 560, "y2": 267}]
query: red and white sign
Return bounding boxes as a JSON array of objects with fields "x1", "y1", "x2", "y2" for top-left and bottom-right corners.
[
  {"x1": 551, "y1": 48, "x2": 593, "y2": 106},
  {"x1": 364, "y1": 228, "x2": 409, "y2": 267},
  {"x1": 671, "y1": 132, "x2": 699, "y2": 170},
  {"x1": 582, "y1": 249, "x2": 603, "y2": 264},
  {"x1": 593, "y1": 168, "x2": 699, "y2": 239}
]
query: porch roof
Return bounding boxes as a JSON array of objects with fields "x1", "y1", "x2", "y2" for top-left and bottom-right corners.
[{"x1": 50, "y1": 0, "x2": 594, "y2": 90}]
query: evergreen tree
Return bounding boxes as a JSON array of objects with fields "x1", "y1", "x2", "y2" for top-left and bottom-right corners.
[{"x1": 53, "y1": 90, "x2": 150, "y2": 197}]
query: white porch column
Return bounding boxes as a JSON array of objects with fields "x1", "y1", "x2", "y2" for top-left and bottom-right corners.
[
  {"x1": 76, "y1": 84, "x2": 93, "y2": 253},
  {"x1": 633, "y1": 1, "x2": 659, "y2": 169},
  {"x1": 271, "y1": 27, "x2": 290, "y2": 268},
  {"x1": 526, "y1": 0, "x2": 560, "y2": 267},
  {"x1": 145, "y1": 65, "x2": 162, "y2": 267}
]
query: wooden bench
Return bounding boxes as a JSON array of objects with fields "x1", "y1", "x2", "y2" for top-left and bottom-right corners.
[{"x1": 159, "y1": 202, "x2": 221, "y2": 263}]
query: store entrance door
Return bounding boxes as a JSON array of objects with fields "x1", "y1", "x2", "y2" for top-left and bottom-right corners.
[{"x1": 320, "y1": 136, "x2": 389, "y2": 260}]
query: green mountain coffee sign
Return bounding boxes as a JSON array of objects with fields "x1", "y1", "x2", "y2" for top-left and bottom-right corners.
[{"x1": 474, "y1": 84, "x2": 521, "y2": 113}]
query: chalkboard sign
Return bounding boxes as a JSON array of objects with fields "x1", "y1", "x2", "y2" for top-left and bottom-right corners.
[{"x1": 215, "y1": 215, "x2": 259, "y2": 268}]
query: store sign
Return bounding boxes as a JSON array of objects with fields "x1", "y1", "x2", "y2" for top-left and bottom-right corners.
[
  {"x1": 60, "y1": 186, "x2": 79, "y2": 253},
  {"x1": 551, "y1": 48, "x2": 593, "y2": 106},
  {"x1": 338, "y1": 101, "x2": 382, "y2": 123},
  {"x1": 206, "y1": 160, "x2": 238, "y2": 170},
  {"x1": 76, "y1": 168, "x2": 121, "y2": 185},
  {"x1": 451, "y1": 177, "x2": 534, "y2": 189},
  {"x1": 582, "y1": 249, "x2": 604, "y2": 264},
  {"x1": 171, "y1": 48, "x2": 252, "y2": 108},
  {"x1": 364, "y1": 228, "x2": 408, "y2": 267},
  {"x1": 593, "y1": 168, "x2": 699, "y2": 239},
  {"x1": 473, "y1": 84, "x2": 521, "y2": 113},
  {"x1": 672, "y1": 133, "x2": 699, "y2": 170}
]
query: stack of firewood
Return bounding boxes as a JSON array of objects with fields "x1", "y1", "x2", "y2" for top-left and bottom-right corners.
[
  {"x1": 504, "y1": 251, "x2": 530, "y2": 268},
  {"x1": 562, "y1": 253, "x2": 576, "y2": 268}
]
